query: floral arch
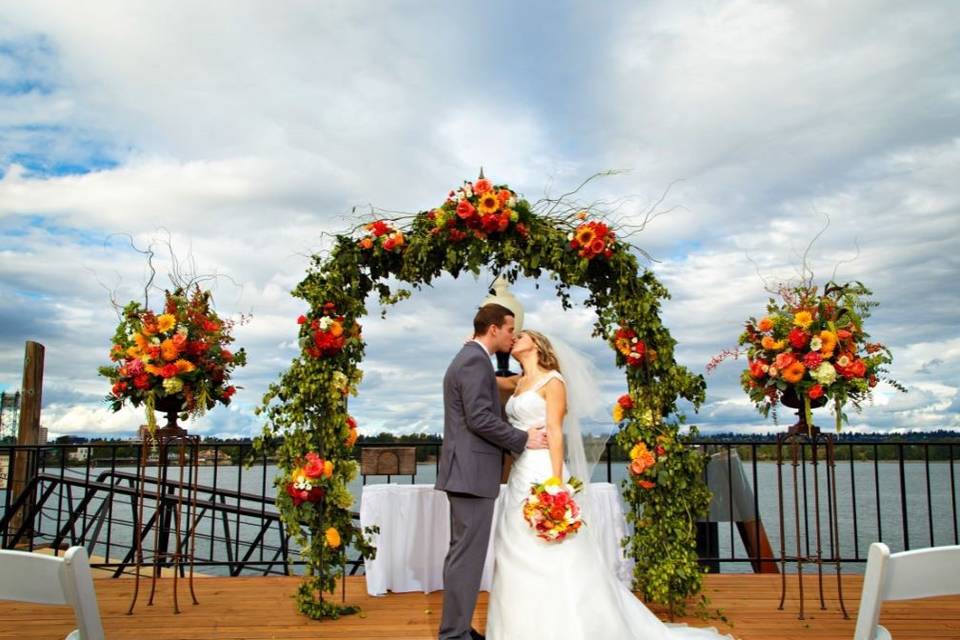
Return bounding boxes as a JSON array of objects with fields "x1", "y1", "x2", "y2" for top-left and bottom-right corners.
[{"x1": 254, "y1": 176, "x2": 711, "y2": 619}]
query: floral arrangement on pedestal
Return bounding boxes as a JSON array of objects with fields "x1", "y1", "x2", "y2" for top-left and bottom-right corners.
[
  {"x1": 256, "y1": 174, "x2": 710, "y2": 618},
  {"x1": 733, "y1": 280, "x2": 902, "y2": 431},
  {"x1": 99, "y1": 286, "x2": 246, "y2": 432}
]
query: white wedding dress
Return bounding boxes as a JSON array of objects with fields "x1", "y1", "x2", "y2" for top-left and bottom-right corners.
[{"x1": 486, "y1": 371, "x2": 731, "y2": 640}]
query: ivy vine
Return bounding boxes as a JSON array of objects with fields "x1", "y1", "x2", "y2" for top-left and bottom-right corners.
[{"x1": 254, "y1": 176, "x2": 710, "y2": 619}]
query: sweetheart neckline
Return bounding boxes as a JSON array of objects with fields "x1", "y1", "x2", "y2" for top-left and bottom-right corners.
[
  {"x1": 510, "y1": 371, "x2": 562, "y2": 400},
  {"x1": 509, "y1": 389, "x2": 546, "y2": 402}
]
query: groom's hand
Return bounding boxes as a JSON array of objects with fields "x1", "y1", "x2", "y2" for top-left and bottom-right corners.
[{"x1": 525, "y1": 426, "x2": 548, "y2": 449}]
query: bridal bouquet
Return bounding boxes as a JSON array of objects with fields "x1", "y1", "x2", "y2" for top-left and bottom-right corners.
[{"x1": 522, "y1": 476, "x2": 584, "y2": 543}]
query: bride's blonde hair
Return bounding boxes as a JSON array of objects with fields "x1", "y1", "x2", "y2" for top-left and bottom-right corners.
[{"x1": 521, "y1": 330, "x2": 561, "y2": 373}]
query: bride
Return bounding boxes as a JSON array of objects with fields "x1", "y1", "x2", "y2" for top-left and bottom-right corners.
[{"x1": 485, "y1": 329, "x2": 731, "y2": 640}]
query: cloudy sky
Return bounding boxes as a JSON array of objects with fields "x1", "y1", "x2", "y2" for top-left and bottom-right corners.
[{"x1": 1, "y1": 1, "x2": 958, "y2": 440}]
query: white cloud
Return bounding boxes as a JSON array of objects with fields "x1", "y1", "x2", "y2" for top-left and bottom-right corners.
[{"x1": 0, "y1": 1, "x2": 957, "y2": 437}]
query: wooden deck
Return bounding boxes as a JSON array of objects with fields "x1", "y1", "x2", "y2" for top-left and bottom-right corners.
[{"x1": 1, "y1": 574, "x2": 959, "y2": 639}]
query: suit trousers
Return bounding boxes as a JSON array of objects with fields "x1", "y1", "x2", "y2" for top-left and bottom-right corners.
[{"x1": 438, "y1": 492, "x2": 496, "y2": 640}]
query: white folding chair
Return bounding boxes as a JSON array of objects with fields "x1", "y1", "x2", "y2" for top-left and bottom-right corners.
[
  {"x1": 0, "y1": 546, "x2": 105, "y2": 640},
  {"x1": 854, "y1": 542, "x2": 960, "y2": 640}
]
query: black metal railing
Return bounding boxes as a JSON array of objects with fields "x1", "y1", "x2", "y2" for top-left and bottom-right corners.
[{"x1": 2, "y1": 438, "x2": 958, "y2": 575}]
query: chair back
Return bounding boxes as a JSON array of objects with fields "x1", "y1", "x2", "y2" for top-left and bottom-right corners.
[
  {"x1": 0, "y1": 546, "x2": 105, "y2": 640},
  {"x1": 854, "y1": 542, "x2": 960, "y2": 640}
]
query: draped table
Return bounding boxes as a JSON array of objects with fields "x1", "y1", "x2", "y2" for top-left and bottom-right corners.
[{"x1": 360, "y1": 482, "x2": 633, "y2": 595}]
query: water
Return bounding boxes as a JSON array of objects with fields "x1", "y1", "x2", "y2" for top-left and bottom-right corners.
[{"x1": 4, "y1": 459, "x2": 958, "y2": 576}]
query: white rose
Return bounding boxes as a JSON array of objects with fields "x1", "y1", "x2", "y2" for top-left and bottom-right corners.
[
  {"x1": 462, "y1": 184, "x2": 473, "y2": 198},
  {"x1": 318, "y1": 317, "x2": 333, "y2": 330},
  {"x1": 810, "y1": 336, "x2": 823, "y2": 351}
]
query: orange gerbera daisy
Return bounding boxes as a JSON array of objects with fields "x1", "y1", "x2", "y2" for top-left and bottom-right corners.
[
  {"x1": 160, "y1": 338, "x2": 180, "y2": 362},
  {"x1": 175, "y1": 359, "x2": 196, "y2": 373},
  {"x1": 819, "y1": 330, "x2": 838, "y2": 357},
  {"x1": 782, "y1": 361, "x2": 806, "y2": 384},
  {"x1": 761, "y1": 336, "x2": 786, "y2": 351},
  {"x1": 757, "y1": 317, "x2": 773, "y2": 332},
  {"x1": 325, "y1": 527, "x2": 341, "y2": 549}
]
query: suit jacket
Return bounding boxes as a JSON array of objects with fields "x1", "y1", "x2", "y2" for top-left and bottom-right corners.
[{"x1": 435, "y1": 342, "x2": 528, "y2": 498}]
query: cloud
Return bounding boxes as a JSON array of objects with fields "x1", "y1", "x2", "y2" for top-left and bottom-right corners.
[{"x1": 0, "y1": 1, "x2": 957, "y2": 439}]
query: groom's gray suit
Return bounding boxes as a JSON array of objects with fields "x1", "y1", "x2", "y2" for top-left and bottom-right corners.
[{"x1": 435, "y1": 341, "x2": 528, "y2": 640}]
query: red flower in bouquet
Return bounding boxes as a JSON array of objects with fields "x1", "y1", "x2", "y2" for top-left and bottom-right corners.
[
  {"x1": 748, "y1": 359, "x2": 769, "y2": 379},
  {"x1": 788, "y1": 328, "x2": 810, "y2": 350},
  {"x1": 802, "y1": 351, "x2": 823, "y2": 369},
  {"x1": 456, "y1": 200, "x2": 476, "y2": 219}
]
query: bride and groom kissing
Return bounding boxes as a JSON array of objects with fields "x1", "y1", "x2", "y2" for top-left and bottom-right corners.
[{"x1": 435, "y1": 304, "x2": 729, "y2": 640}]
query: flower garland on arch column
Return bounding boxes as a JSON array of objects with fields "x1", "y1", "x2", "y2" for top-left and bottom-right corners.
[{"x1": 254, "y1": 176, "x2": 710, "y2": 619}]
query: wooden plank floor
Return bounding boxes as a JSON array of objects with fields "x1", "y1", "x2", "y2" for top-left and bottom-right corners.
[{"x1": 1, "y1": 574, "x2": 958, "y2": 639}]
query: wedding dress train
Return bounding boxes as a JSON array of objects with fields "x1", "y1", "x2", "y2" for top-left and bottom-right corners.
[{"x1": 486, "y1": 371, "x2": 731, "y2": 640}]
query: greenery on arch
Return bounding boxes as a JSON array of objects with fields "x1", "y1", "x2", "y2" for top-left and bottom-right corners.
[{"x1": 253, "y1": 175, "x2": 711, "y2": 619}]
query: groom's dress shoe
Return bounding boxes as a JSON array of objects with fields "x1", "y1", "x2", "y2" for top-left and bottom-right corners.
[{"x1": 469, "y1": 629, "x2": 485, "y2": 640}]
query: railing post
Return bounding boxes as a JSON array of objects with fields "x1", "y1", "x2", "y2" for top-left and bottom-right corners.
[{"x1": 8, "y1": 341, "x2": 44, "y2": 541}]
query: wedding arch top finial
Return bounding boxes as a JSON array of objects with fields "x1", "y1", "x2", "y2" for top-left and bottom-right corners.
[
  {"x1": 478, "y1": 166, "x2": 485, "y2": 180},
  {"x1": 482, "y1": 275, "x2": 523, "y2": 332}
]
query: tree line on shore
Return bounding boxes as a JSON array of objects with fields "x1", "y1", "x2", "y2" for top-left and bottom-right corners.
[{"x1": 3, "y1": 430, "x2": 957, "y2": 464}]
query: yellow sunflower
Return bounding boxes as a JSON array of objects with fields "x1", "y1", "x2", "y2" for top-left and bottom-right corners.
[
  {"x1": 478, "y1": 193, "x2": 500, "y2": 215},
  {"x1": 157, "y1": 313, "x2": 177, "y2": 333},
  {"x1": 793, "y1": 310, "x2": 813, "y2": 329},
  {"x1": 612, "y1": 404, "x2": 625, "y2": 423},
  {"x1": 575, "y1": 226, "x2": 596, "y2": 246}
]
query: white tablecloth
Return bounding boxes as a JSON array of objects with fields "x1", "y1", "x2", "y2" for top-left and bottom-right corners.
[{"x1": 360, "y1": 482, "x2": 633, "y2": 595}]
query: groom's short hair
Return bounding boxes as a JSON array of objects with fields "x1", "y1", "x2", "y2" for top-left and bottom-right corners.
[{"x1": 473, "y1": 303, "x2": 514, "y2": 337}]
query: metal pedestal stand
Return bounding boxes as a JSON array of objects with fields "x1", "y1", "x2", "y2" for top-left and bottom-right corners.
[
  {"x1": 776, "y1": 412, "x2": 848, "y2": 620},
  {"x1": 128, "y1": 407, "x2": 200, "y2": 615}
]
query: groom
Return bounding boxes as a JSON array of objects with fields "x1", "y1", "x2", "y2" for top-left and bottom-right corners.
[{"x1": 435, "y1": 303, "x2": 548, "y2": 640}]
